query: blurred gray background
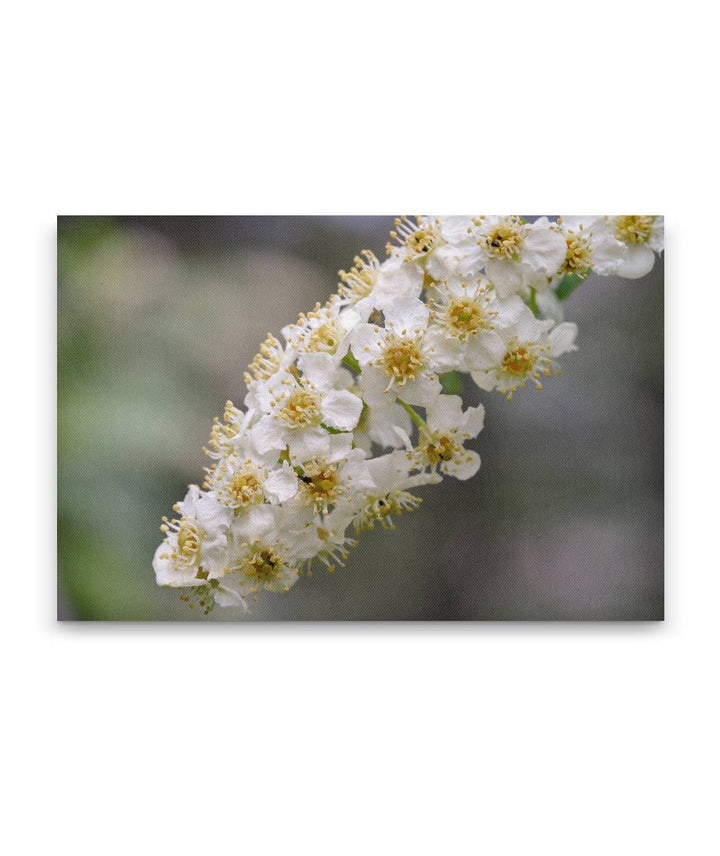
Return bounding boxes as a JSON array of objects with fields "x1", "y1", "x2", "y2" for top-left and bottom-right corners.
[{"x1": 57, "y1": 216, "x2": 663, "y2": 621}]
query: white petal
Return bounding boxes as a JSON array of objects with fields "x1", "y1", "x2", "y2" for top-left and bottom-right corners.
[
  {"x1": 321, "y1": 389, "x2": 363, "y2": 431},
  {"x1": 392, "y1": 424, "x2": 414, "y2": 452},
  {"x1": 349, "y1": 324, "x2": 383, "y2": 366},
  {"x1": 590, "y1": 233, "x2": 625, "y2": 275},
  {"x1": 359, "y1": 367, "x2": 393, "y2": 408},
  {"x1": 252, "y1": 415, "x2": 288, "y2": 455},
  {"x1": 425, "y1": 244, "x2": 465, "y2": 280},
  {"x1": 152, "y1": 543, "x2": 197, "y2": 587},
  {"x1": 470, "y1": 369, "x2": 498, "y2": 392},
  {"x1": 615, "y1": 244, "x2": 655, "y2": 279},
  {"x1": 213, "y1": 577, "x2": 249, "y2": 609},
  {"x1": 326, "y1": 432, "x2": 354, "y2": 461},
  {"x1": 437, "y1": 215, "x2": 474, "y2": 242},
  {"x1": 201, "y1": 536, "x2": 232, "y2": 579},
  {"x1": 287, "y1": 427, "x2": 331, "y2": 461},
  {"x1": 485, "y1": 259, "x2": 524, "y2": 298},
  {"x1": 195, "y1": 493, "x2": 232, "y2": 534},
  {"x1": 548, "y1": 322, "x2": 578, "y2": 356},
  {"x1": 494, "y1": 294, "x2": 529, "y2": 327},
  {"x1": 288, "y1": 525, "x2": 325, "y2": 561},
  {"x1": 366, "y1": 450, "x2": 413, "y2": 491},
  {"x1": 398, "y1": 374, "x2": 441, "y2": 408},
  {"x1": 383, "y1": 296, "x2": 429, "y2": 333},
  {"x1": 232, "y1": 504, "x2": 276, "y2": 540},
  {"x1": 297, "y1": 352, "x2": 336, "y2": 389},
  {"x1": 373, "y1": 263, "x2": 423, "y2": 309},
  {"x1": 424, "y1": 326, "x2": 466, "y2": 373},
  {"x1": 522, "y1": 224, "x2": 567, "y2": 276},
  {"x1": 464, "y1": 331, "x2": 506, "y2": 372},
  {"x1": 444, "y1": 450, "x2": 481, "y2": 480},
  {"x1": 427, "y1": 395, "x2": 464, "y2": 432},
  {"x1": 648, "y1": 217, "x2": 664, "y2": 253},
  {"x1": 177, "y1": 484, "x2": 202, "y2": 518},
  {"x1": 367, "y1": 401, "x2": 411, "y2": 449},
  {"x1": 463, "y1": 403, "x2": 485, "y2": 438},
  {"x1": 264, "y1": 462, "x2": 299, "y2": 503}
]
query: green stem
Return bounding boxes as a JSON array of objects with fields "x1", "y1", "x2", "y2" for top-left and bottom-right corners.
[
  {"x1": 342, "y1": 350, "x2": 362, "y2": 374},
  {"x1": 321, "y1": 422, "x2": 348, "y2": 435},
  {"x1": 398, "y1": 398, "x2": 427, "y2": 430},
  {"x1": 555, "y1": 272, "x2": 586, "y2": 301},
  {"x1": 528, "y1": 287, "x2": 539, "y2": 316}
]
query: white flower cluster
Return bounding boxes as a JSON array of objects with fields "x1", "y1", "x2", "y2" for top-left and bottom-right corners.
[{"x1": 153, "y1": 215, "x2": 663, "y2": 613}]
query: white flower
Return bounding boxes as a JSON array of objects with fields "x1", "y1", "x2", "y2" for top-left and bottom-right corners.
[
  {"x1": 533, "y1": 289, "x2": 565, "y2": 323},
  {"x1": 288, "y1": 437, "x2": 375, "y2": 513},
  {"x1": 250, "y1": 355, "x2": 363, "y2": 460},
  {"x1": 556, "y1": 216, "x2": 625, "y2": 277},
  {"x1": 605, "y1": 215, "x2": 664, "y2": 279},
  {"x1": 212, "y1": 504, "x2": 317, "y2": 602},
  {"x1": 384, "y1": 215, "x2": 483, "y2": 282},
  {"x1": 425, "y1": 279, "x2": 528, "y2": 373},
  {"x1": 349, "y1": 296, "x2": 441, "y2": 407},
  {"x1": 204, "y1": 400, "x2": 255, "y2": 461},
  {"x1": 471, "y1": 308, "x2": 578, "y2": 399},
  {"x1": 385, "y1": 215, "x2": 447, "y2": 267},
  {"x1": 344, "y1": 450, "x2": 442, "y2": 534},
  {"x1": 338, "y1": 252, "x2": 423, "y2": 321},
  {"x1": 352, "y1": 378, "x2": 412, "y2": 453},
  {"x1": 243, "y1": 333, "x2": 296, "y2": 389},
  {"x1": 204, "y1": 454, "x2": 299, "y2": 508},
  {"x1": 281, "y1": 296, "x2": 357, "y2": 360},
  {"x1": 558, "y1": 215, "x2": 663, "y2": 279},
  {"x1": 337, "y1": 249, "x2": 382, "y2": 305},
  {"x1": 468, "y1": 215, "x2": 568, "y2": 297},
  {"x1": 263, "y1": 461, "x2": 303, "y2": 504},
  {"x1": 411, "y1": 395, "x2": 485, "y2": 480},
  {"x1": 552, "y1": 219, "x2": 596, "y2": 281},
  {"x1": 153, "y1": 485, "x2": 229, "y2": 588},
  {"x1": 220, "y1": 537, "x2": 300, "y2": 600}
]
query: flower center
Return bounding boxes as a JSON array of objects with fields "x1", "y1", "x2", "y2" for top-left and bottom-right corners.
[
  {"x1": 379, "y1": 333, "x2": 424, "y2": 384},
  {"x1": 354, "y1": 491, "x2": 423, "y2": 532},
  {"x1": 560, "y1": 233, "x2": 593, "y2": 276},
  {"x1": 502, "y1": 345, "x2": 538, "y2": 377},
  {"x1": 404, "y1": 227, "x2": 441, "y2": 259},
  {"x1": 239, "y1": 547, "x2": 284, "y2": 583},
  {"x1": 277, "y1": 389, "x2": 321, "y2": 427},
  {"x1": 420, "y1": 431, "x2": 458, "y2": 465},
  {"x1": 447, "y1": 298, "x2": 488, "y2": 337},
  {"x1": 204, "y1": 456, "x2": 266, "y2": 509},
  {"x1": 338, "y1": 250, "x2": 379, "y2": 302},
  {"x1": 615, "y1": 216, "x2": 653, "y2": 245},
  {"x1": 386, "y1": 217, "x2": 443, "y2": 261},
  {"x1": 225, "y1": 466, "x2": 263, "y2": 507},
  {"x1": 177, "y1": 519, "x2": 202, "y2": 562},
  {"x1": 308, "y1": 320, "x2": 342, "y2": 354},
  {"x1": 485, "y1": 225, "x2": 522, "y2": 260},
  {"x1": 299, "y1": 461, "x2": 341, "y2": 510}
]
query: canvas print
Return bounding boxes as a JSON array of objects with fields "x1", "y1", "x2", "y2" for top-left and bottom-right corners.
[{"x1": 57, "y1": 215, "x2": 663, "y2": 620}]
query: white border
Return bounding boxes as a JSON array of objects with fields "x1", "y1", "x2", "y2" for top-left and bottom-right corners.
[{"x1": 4, "y1": 2, "x2": 716, "y2": 854}]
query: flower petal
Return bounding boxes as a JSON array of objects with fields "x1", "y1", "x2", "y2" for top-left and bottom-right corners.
[{"x1": 321, "y1": 389, "x2": 363, "y2": 431}]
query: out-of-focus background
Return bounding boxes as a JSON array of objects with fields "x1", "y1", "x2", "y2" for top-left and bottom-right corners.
[{"x1": 57, "y1": 216, "x2": 663, "y2": 621}]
